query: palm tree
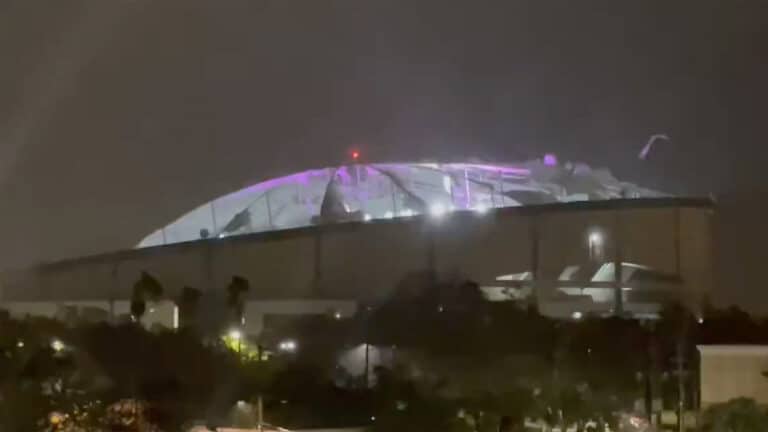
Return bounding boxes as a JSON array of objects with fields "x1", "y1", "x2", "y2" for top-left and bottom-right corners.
[
  {"x1": 226, "y1": 276, "x2": 250, "y2": 326},
  {"x1": 130, "y1": 271, "x2": 163, "y2": 322}
]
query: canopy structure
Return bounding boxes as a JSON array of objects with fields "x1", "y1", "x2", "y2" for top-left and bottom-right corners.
[{"x1": 138, "y1": 157, "x2": 663, "y2": 248}]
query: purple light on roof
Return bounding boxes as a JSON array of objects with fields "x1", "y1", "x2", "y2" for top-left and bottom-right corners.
[
  {"x1": 464, "y1": 169, "x2": 471, "y2": 209},
  {"x1": 336, "y1": 166, "x2": 353, "y2": 185},
  {"x1": 543, "y1": 153, "x2": 558, "y2": 166}
]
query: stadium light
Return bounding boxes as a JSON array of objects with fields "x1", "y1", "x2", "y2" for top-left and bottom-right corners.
[
  {"x1": 228, "y1": 329, "x2": 242, "y2": 340},
  {"x1": 429, "y1": 203, "x2": 447, "y2": 217}
]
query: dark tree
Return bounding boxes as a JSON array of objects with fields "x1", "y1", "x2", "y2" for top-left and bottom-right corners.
[
  {"x1": 703, "y1": 398, "x2": 768, "y2": 432},
  {"x1": 130, "y1": 271, "x2": 163, "y2": 322},
  {"x1": 226, "y1": 276, "x2": 250, "y2": 326}
]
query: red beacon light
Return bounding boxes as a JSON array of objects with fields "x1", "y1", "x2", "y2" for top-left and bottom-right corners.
[{"x1": 351, "y1": 150, "x2": 360, "y2": 161}]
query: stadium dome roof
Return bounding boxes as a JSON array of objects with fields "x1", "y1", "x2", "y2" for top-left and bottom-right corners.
[{"x1": 138, "y1": 156, "x2": 664, "y2": 248}]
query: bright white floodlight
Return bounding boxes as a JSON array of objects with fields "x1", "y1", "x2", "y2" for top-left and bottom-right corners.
[{"x1": 429, "y1": 203, "x2": 447, "y2": 217}]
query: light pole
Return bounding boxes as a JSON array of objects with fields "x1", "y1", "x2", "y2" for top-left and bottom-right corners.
[
  {"x1": 675, "y1": 339, "x2": 687, "y2": 432},
  {"x1": 364, "y1": 342, "x2": 370, "y2": 388},
  {"x1": 257, "y1": 395, "x2": 264, "y2": 432}
]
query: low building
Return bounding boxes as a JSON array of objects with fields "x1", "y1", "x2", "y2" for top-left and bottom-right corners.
[{"x1": 698, "y1": 345, "x2": 768, "y2": 408}]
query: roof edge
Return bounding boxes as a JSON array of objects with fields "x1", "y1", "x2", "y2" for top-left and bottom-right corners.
[
  {"x1": 698, "y1": 345, "x2": 768, "y2": 355},
  {"x1": 35, "y1": 196, "x2": 714, "y2": 271}
]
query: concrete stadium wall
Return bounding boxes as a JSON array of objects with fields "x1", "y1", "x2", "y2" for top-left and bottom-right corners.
[{"x1": 0, "y1": 199, "x2": 714, "y2": 319}]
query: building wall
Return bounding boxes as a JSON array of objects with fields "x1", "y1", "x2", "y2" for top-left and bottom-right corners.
[
  {"x1": 698, "y1": 345, "x2": 768, "y2": 408},
  {"x1": 0, "y1": 199, "x2": 713, "y2": 320},
  {"x1": 242, "y1": 300, "x2": 356, "y2": 335},
  {"x1": 1, "y1": 298, "x2": 355, "y2": 337}
]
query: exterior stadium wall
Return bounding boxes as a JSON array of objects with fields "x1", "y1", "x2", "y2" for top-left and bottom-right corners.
[{"x1": 0, "y1": 198, "x2": 713, "y2": 323}]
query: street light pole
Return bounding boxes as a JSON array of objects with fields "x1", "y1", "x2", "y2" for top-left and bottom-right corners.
[
  {"x1": 676, "y1": 340, "x2": 686, "y2": 432},
  {"x1": 364, "y1": 342, "x2": 370, "y2": 388},
  {"x1": 257, "y1": 395, "x2": 263, "y2": 432},
  {"x1": 674, "y1": 314, "x2": 690, "y2": 432}
]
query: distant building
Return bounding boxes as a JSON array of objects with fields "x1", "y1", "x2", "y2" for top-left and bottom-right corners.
[
  {"x1": 698, "y1": 345, "x2": 768, "y2": 408},
  {"x1": 0, "y1": 159, "x2": 714, "y2": 329},
  {"x1": 136, "y1": 159, "x2": 664, "y2": 248}
]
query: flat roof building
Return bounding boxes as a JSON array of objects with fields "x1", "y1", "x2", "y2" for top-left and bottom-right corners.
[{"x1": 698, "y1": 345, "x2": 768, "y2": 408}]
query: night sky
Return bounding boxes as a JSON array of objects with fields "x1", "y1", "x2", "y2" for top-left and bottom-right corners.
[{"x1": 1, "y1": 1, "x2": 767, "y2": 307}]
